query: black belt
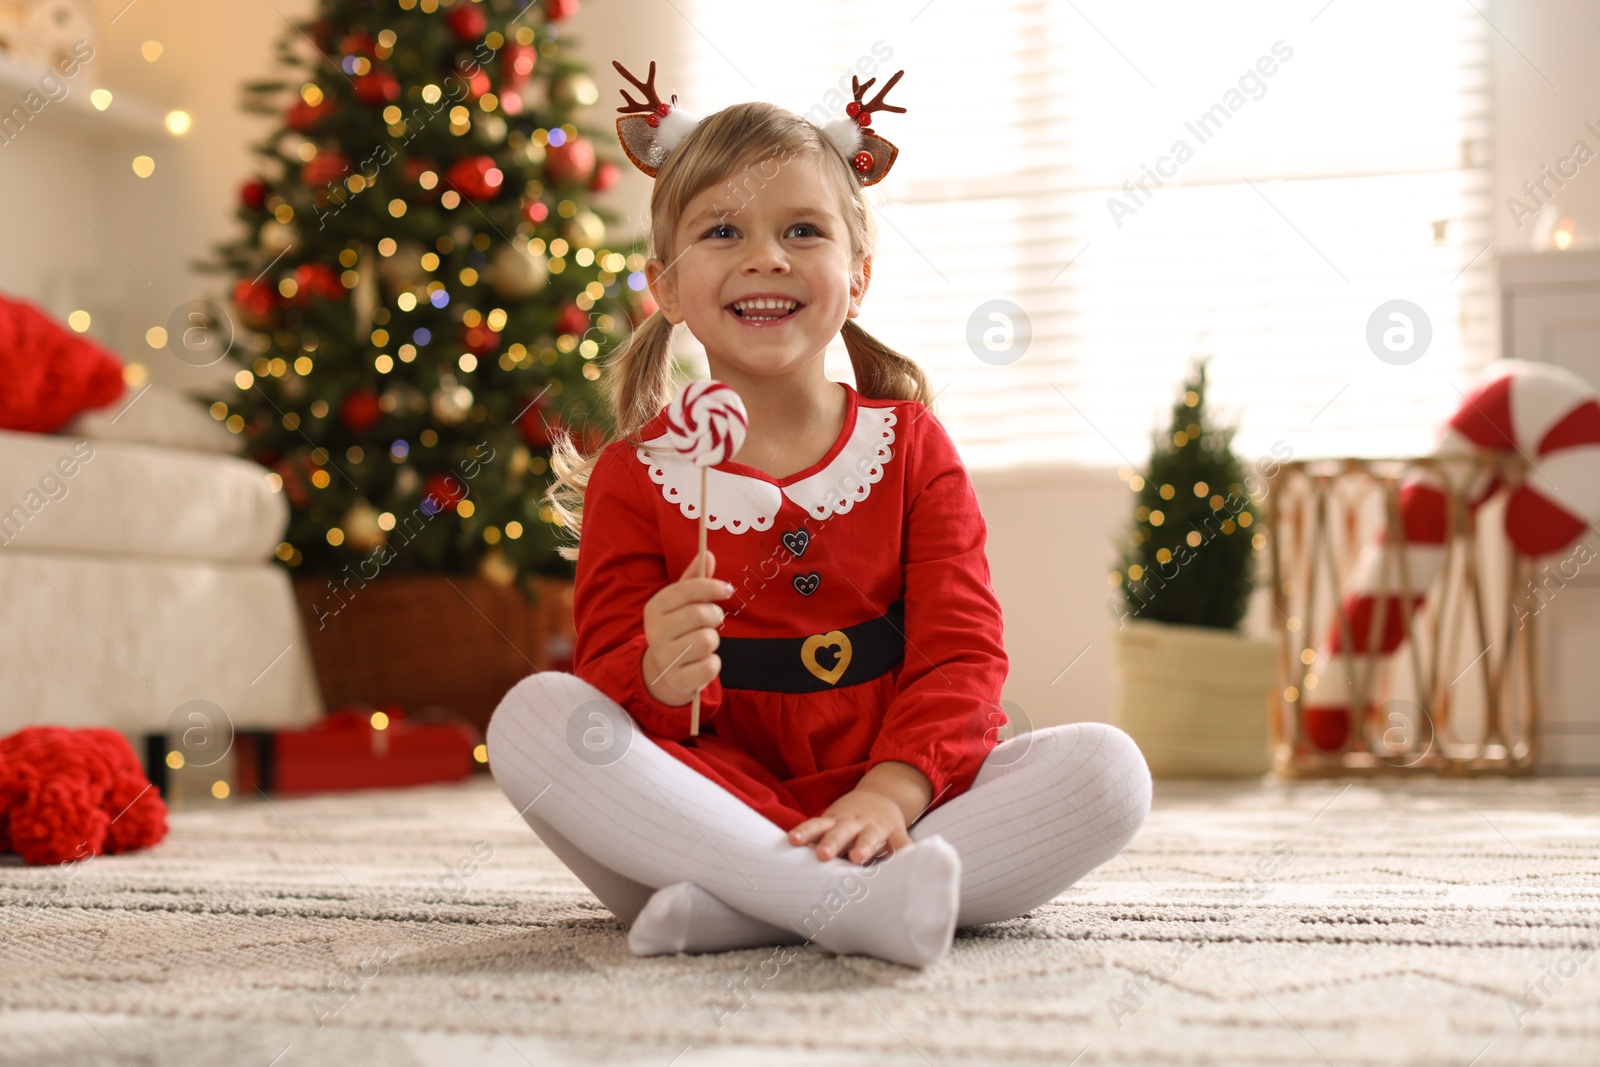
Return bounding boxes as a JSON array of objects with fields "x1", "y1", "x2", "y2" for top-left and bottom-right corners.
[{"x1": 717, "y1": 598, "x2": 905, "y2": 693}]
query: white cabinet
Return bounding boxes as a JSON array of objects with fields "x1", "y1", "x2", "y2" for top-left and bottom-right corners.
[{"x1": 1497, "y1": 250, "x2": 1600, "y2": 773}]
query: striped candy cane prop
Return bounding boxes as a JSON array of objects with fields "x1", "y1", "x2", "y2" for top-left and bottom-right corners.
[{"x1": 1301, "y1": 360, "x2": 1600, "y2": 752}]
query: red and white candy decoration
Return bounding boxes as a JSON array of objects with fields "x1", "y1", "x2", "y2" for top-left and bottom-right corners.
[
  {"x1": 662, "y1": 379, "x2": 748, "y2": 736},
  {"x1": 664, "y1": 379, "x2": 748, "y2": 468},
  {"x1": 1301, "y1": 359, "x2": 1600, "y2": 751}
]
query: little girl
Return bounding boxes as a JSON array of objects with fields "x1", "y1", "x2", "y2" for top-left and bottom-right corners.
[{"x1": 486, "y1": 61, "x2": 1152, "y2": 969}]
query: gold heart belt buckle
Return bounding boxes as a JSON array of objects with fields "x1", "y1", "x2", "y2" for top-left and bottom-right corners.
[
  {"x1": 711, "y1": 598, "x2": 904, "y2": 693},
  {"x1": 801, "y1": 631, "x2": 853, "y2": 686}
]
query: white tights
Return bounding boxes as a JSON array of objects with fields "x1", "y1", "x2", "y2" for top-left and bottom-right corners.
[{"x1": 486, "y1": 671, "x2": 1151, "y2": 966}]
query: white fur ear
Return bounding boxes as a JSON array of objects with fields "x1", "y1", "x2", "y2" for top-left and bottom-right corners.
[
  {"x1": 822, "y1": 117, "x2": 863, "y2": 161},
  {"x1": 656, "y1": 107, "x2": 700, "y2": 153}
]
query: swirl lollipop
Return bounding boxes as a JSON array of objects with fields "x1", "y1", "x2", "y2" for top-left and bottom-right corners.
[{"x1": 664, "y1": 379, "x2": 748, "y2": 736}]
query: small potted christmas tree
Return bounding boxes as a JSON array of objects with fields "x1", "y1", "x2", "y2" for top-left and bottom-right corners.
[{"x1": 1109, "y1": 360, "x2": 1277, "y2": 778}]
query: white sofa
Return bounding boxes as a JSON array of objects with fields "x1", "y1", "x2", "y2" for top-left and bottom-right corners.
[{"x1": 0, "y1": 383, "x2": 322, "y2": 743}]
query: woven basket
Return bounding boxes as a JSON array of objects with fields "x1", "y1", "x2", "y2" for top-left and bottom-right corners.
[
  {"x1": 292, "y1": 574, "x2": 575, "y2": 736},
  {"x1": 1112, "y1": 618, "x2": 1276, "y2": 778}
]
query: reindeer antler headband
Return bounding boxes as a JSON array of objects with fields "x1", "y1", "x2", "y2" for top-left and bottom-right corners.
[{"x1": 611, "y1": 60, "x2": 906, "y2": 186}]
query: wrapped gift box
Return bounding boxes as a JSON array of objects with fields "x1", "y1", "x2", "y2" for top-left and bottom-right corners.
[{"x1": 268, "y1": 706, "x2": 479, "y2": 795}]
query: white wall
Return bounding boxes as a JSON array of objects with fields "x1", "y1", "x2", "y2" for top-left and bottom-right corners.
[
  {"x1": 7, "y1": 0, "x2": 1591, "y2": 730},
  {"x1": 1490, "y1": 0, "x2": 1600, "y2": 249}
]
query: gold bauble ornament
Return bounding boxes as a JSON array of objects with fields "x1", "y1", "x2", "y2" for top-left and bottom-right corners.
[
  {"x1": 376, "y1": 240, "x2": 430, "y2": 290},
  {"x1": 487, "y1": 243, "x2": 549, "y2": 300},
  {"x1": 565, "y1": 209, "x2": 605, "y2": 250},
  {"x1": 431, "y1": 374, "x2": 473, "y2": 425},
  {"x1": 550, "y1": 72, "x2": 598, "y2": 108},
  {"x1": 352, "y1": 244, "x2": 379, "y2": 339},
  {"x1": 508, "y1": 80, "x2": 543, "y2": 116},
  {"x1": 259, "y1": 219, "x2": 298, "y2": 256},
  {"x1": 343, "y1": 500, "x2": 387, "y2": 552},
  {"x1": 476, "y1": 114, "x2": 507, "y2": 143},
  {"x1": 478, "y1": 545, "x2": 517, "y2": 587}
]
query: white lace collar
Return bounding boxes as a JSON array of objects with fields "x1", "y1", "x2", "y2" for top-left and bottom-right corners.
[{"x1": 634, "y1": 401, "x2": 898, "y2": 533}]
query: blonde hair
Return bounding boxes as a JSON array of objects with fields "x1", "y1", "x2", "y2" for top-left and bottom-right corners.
[{"x1": 546, "y1": 101, "x2": 935, "y2": 562}]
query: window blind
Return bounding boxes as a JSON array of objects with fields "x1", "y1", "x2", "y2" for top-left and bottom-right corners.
[{"x1": 670, "y1": 0, "x2": 1493, "y2": 470}]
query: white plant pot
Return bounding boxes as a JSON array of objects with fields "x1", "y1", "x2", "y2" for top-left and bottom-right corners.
[{"x1": 1112, "y1": 618, "x2": 1277, "y2": 778}]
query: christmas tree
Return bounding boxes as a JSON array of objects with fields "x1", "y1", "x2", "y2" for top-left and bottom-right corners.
[
  {"x1": 202, "y1": 0, "x2": 651, "y2": 596},
  {"x1": 1115, "y1": 360, "x2": 1258, "y2": 629}
]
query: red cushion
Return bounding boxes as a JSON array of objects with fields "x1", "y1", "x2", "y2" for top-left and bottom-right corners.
[{"x1": 0, "y1": 294, "x2": 125, "y2": 433}]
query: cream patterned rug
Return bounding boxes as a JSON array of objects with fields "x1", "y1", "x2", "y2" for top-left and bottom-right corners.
[{"x1": 2, "y1": 774, "x2": 1598, "y2": 1066}]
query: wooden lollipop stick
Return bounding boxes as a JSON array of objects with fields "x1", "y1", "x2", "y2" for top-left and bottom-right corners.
[{"x1": 691, "y1": 464, "x2": 708, "y2": 736}]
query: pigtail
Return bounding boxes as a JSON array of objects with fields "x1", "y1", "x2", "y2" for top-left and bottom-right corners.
[
  {"x1": 545, "y1": 308, "x2": 679, "y2": 563},
  {"x1": 841, "y1": 318, "x2": 937, "y2": 409}
]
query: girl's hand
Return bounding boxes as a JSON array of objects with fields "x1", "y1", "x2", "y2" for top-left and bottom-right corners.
[
  {"x1": 641, "y1": 549, "x2": 734, "y2": 707},
  {"x1": 788, "y1": 788, "x2": 913, "y2": 866}
]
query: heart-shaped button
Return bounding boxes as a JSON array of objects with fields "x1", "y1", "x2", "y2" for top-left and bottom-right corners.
[
  {"x1": 792, "y1": 572, "x2": 820, "y2": 596},
  {"x1": 782, "y1": 529, "x2": 810, "y2": 557}
]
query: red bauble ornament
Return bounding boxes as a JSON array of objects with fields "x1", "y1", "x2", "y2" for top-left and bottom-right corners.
[
  {"x1": 445, "y1": 155, "x2": 503, "y2": 201},
  {"x1": 240, "y1": 177, "x2": 269, "y2": 211},
  {"x1": 286, "y1": 98, "x2": 334, "y2": 132},
  {"x1": 462, "y1": 323, "x2": 499, "y2": 356},
  {"x1": 555, "y1": 303, "x2": 588, "y2": 337},
  {"x1": 846, "y1": 101, "x2": 862, "y2": 119},
  {"x1": 302, "y1": 151, "x2": 351, "y2": 188},
  {"x1": 545, "y1": 0, "x2": 578, "y2": 19},
  {"x1": 444, "y1": 4, "x2": 488, "y2": 42},
  {"x1": 423, "y1": 472, "x2": 467, "y2": 513},
  {"x1": 353, "y1": 70, "x2": 400, "y2": 105},
  {"x1": 232, "y1": 279, "x2": 278, "y2": 331},
  {"x1": 501, "y1": 42, "x2": 536, "y2": 86},
  {"x1": 340, "y1": 32, "x2": 375, "y2": 57},
  {"x1": 274, "y1": 457, "x2": 311, "y2": 507},
  {"x1": 340, "y1": 387, "x2": 384, "y2": 433},
  {"x1": 517, "y1": 396, "x2": 560, "y2": 449},
  {"x1": 401, "y1": 158, "x2": 441, "y2": 200},
  {"x1": 544, "y1": 137, "x2": 595, "y2": 186},
  {"x1": 588, "y1": 160, "x2": 619, "y2": 193},
  {"x1": 293, "y1": 262, "x2": 347, "y2": 304}
]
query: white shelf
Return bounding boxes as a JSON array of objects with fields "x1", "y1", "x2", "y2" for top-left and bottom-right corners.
[
  {"x1": 0, "y1": 49, "x2": 166, "y2": 134},
  {"x1": 1497, "y1": 247, "x2": 1600, "y2": 288}
]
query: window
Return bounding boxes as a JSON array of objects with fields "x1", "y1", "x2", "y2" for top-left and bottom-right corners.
[{"x1": 671, "y1": 0, "x2": 1493, "y2": 469}]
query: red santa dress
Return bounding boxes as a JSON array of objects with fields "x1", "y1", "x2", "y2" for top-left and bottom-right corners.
[{"x1": 570, "y1": 379, "x2": 1009, "y2": 832}]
